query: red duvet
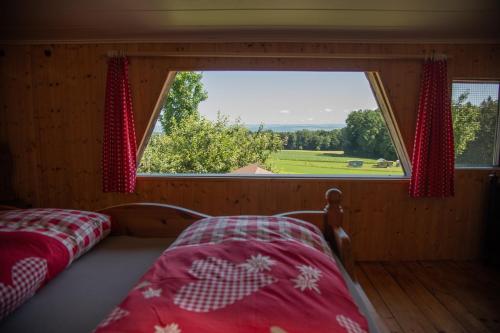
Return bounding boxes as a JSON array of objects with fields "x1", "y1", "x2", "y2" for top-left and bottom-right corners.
[
  {"x1": 0, "y1": 208, "x2": 111, "y2": 319},
  {"x1": 96, "y1": 216, "x2": 368, "y2": 333}
]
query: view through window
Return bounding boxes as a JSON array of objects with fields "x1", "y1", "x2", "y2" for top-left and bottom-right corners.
[
  {"x1": 452, "y1": 81, "x2": 500, "y2": 167},
  {"x1": 139, "y1": 71, "x2": 405, "y2": 176}
]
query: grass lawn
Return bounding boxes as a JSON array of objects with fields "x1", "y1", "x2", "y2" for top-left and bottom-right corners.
[{"x1": 268, "y1": 150, "x2": 405, "y2": 176}]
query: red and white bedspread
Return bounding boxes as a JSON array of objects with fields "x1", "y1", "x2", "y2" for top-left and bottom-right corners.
[
  {"x1": 96, "y1": 216, "x2": 368, "y2": 333},
  {"x1": 0, "y1": 208, "x2": 111, "y2": 319}
]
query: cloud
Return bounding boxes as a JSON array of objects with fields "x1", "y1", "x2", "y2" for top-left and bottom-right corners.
[
  {"x1": 306, "y1": 117, "x2": 314, "y2": 121},
  {"x1": 279, "y1": 109, "x2": 291, "y2": 114},
  {"x1": 323, "y1": 108, "x2": 333, "y2": 112}
]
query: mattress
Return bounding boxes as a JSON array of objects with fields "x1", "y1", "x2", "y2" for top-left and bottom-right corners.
[{"x1": 0, "y1": 235, "x2": 379, "y2": 333}]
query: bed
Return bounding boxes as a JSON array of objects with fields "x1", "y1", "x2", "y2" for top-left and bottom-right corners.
[
  {"x1": 0, "y1": 188, "x2": 386, "y2": 333},
  {"x1": 0, "y1": 208, "x2": 111, "y2": 319}
]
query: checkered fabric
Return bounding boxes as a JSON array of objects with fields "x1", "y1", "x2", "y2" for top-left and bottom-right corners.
[
  {"x1": 97, "y1": 307, "x2": 130, "y2": 328},
  {"x1": 173, "y1": 256, "x2": 277, "y2": 312},
  {"x1": 409, "y1": 59, "x2": 454, "y2": 197},
  {"x1": 102, "y1": 56, "x2": 137, "y2": 193},
  {"x1": 168, "y1": 216, "x2": 332, "y2": 257},
  {"x1": 0, "y1": 208, "x2": 111, "y2": 262},
  {"x1": 0, "y1": 257, "x2": 48, "y2": 319},
  {"x1": 336, "y1": 314, "x2": 367, "y2": 333}
]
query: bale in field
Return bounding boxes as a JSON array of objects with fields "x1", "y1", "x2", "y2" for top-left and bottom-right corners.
[{"x1": 347, "y1": 160, "x2": 364, "y2": 168}]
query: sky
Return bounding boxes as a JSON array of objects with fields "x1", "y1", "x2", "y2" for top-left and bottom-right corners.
[
  {"x1": 196, "y1": 71, "x2": 378, "y2": 125},
  {"x1": 452, "y1": 82, "x2": 499, "y2": 105}
]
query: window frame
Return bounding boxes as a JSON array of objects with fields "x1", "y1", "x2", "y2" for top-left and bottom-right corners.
[
  {"x1": 137, "y1": 70, "x2": 411, "y2": 179},
  {"x1": 136, "y1": 71, "x2": 177, "y2": 163},
  {"x1": 452, "y1": 79, "x2": 500, "y2": 169}
]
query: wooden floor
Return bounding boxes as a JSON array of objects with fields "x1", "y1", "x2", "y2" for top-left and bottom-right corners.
[{"x1": 356, "y1": 261, "x2": 500, "y2": 333}]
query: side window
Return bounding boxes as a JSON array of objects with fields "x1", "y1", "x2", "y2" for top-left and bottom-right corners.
[{"x1": 452, "y1": 81, "x2": 500, "y2": 166}]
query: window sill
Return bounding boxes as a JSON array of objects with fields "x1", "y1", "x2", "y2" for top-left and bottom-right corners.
[
  {"x1": 455, "y1": 166, "x2": 500, "y2": 171},
  {"x1": 137, "y1": 173, "x2": 410, "y2": 181},
  {"x1": 137, "y1": 167, "x2": 499, "y2": 182}
]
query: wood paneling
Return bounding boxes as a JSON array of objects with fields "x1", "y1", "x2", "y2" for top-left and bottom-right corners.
[
  {"x1": 1, "y1": 42, "x2": 499, "y2": 261},
  {"x1": 0, "y1": 45, "x2": 39, "y2": 204}
]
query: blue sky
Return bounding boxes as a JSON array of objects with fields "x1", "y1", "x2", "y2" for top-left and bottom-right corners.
[
  {"x1": 452, "y1": 82, "x2": 499, "y2": 105},
  {"x1": 197, "y1": 71, "x2": 378, "y2": 124}
]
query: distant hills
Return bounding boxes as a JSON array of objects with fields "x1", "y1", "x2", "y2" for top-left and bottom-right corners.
[
  {"x1": 245, "y1": 123, "x2": 345, "y2": 132},
  {"x1": 153, "y1": 122, "x2": 345, "y2": 133}
]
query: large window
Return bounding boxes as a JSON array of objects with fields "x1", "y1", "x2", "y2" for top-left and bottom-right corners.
[
  {"x1": 139, "y1": 71, "x2": 407, "y2": 177},
  {"x1": 452, "y1": 81, "x2": 500, "y2": 167}
]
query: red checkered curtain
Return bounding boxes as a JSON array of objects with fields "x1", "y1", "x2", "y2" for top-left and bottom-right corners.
[
  {"x1": 409, "y1": 59, "x2": 454, "y2": 197},
  {"x1": 102, "y1": 56, "x2": 137, "y2": 193}
]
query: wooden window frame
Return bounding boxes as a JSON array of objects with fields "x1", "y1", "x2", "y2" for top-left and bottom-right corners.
[
  {"x1": 366, "y1": 72, "x2": 411, "y2": 175},
  {"x1": 137, "y1": 70, "x2": 411, "y2": 179},
  {"x1": 136, "y1": 71, "x2": 177, "y2": 163}
]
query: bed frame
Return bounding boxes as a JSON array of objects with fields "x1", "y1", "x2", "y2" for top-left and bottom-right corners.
[{"x1": 100, "y1": 188, "x2": 353, "y2": 278}]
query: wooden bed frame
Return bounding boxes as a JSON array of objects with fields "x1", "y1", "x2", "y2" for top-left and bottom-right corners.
[{"x1": 100, "y1": 187, "x2": 354, "y2": 278}]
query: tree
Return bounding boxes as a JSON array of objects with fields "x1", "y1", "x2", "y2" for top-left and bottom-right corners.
[
  {"x1": 455, "y1": 96, "x2": 498, "y2": 164},
  {"x1": 159, "y1": 72, "x2": 208, "y2": 134},
  {"x1": 343, "y1": 109, "x2": 397, "y2": 160},
  {"x1": 452, "y1": 92, "x2": 481, "y2": 157},
  {"x1": 279, "y1": 128, "x2": 344, "y2": 151},
  {"x1": 328, "y1": 129, "x2": 344, "y2": 151},
  {"x1": 139, "y1": 114, "x2": 284, "y2": 174}
]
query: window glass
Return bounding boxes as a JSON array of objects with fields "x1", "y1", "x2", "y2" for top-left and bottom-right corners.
[
  {"x1": 452, "y1": 81, "x2": 500, "y2": 166},
  {"x1": 139, "y1": 71, "x2": 405, "y2": 176}
]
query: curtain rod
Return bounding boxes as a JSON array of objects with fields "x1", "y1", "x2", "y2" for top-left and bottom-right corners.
[{"x1": 106, "y1": 50, "x2": 449, "y2": 60}]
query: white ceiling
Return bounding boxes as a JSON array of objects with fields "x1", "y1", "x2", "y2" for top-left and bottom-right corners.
[{"x1": 1, "y1": 0, "x2": 499, "y2": 43}]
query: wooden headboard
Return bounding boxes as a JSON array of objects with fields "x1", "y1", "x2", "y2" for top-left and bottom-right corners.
[
  {"x1": 99, "y1": 203, "x2": 210, "y2": 238},
  {"x1": 99, "y1": 187, "x2": 354, "y2": 278}
]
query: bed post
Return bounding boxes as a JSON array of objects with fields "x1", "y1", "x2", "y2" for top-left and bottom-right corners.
[{"x1": 324, "y1": 188, "x2": 356, "y2": 281}]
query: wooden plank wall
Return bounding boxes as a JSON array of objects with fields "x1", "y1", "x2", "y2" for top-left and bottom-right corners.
[{"x1": 1, "y1": 42, "x2": 499, "y2": 261}]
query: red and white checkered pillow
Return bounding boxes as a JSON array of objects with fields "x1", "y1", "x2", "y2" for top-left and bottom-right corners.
[
  {"x1": 169, "y1": 216, "x2": 332, "y2": 257},
  {"x1": 0, "y1": 208, "x2": 111, "y2": 262}
]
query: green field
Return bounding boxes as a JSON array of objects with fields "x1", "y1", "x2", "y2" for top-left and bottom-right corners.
[{"x1": 268, "y1": 150, "x2": 404, "y2": 176}]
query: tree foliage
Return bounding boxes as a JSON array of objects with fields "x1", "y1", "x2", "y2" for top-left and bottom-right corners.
[
  {"x1": 139, "y1": 114, "x2": 283, "y2": 174},
  {"x1": 146, "y1": 71, "x2": 282, "y2": 174},
  {"x1": 454, "y1": 96, "x2": 498, "y2": 165},
  {"x1": 279, "y1": 129, "x2": 344, "y2": 151},
  {"x1": 452, "y1": 92, "x2": 481, "y2": 157},
  {"x1": 343, "y1": 109, "x2": 398, "y2": 160},
  {"x1": 159, "y1": 72, "x2": 208, "y2": 134}
]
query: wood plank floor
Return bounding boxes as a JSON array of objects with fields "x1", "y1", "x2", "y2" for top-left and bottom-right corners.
[{"x1": 356, "y1": 261, "x2": 500, "y2": 333}]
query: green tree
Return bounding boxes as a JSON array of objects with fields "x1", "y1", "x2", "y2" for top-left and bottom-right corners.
[
  {"x1": 343, "y1": 109, "x2": 397, "y2": 160},
  {"x1": 159, "y1": 72, "x2": 208, "y2": 134},
  {"x1": 452, "y1": 92, "x2": 481, "y2": 157},
  {"x1": 139, "y1": 114, "x2": 283, "y2": 174},
  {"x1": 279, "y1": 129, "x2": 344, "y2": 151},
  {"x1": 456, "y1": 96, "x2": 498, "y2": 165},
  {"x1": 328, "y1": 129, "x2": 344, "y2": 150}
]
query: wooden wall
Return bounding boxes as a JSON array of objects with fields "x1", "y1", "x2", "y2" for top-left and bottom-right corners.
[{"x1": 1, "y1": 42, "x2": 499, "y2": 261}]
